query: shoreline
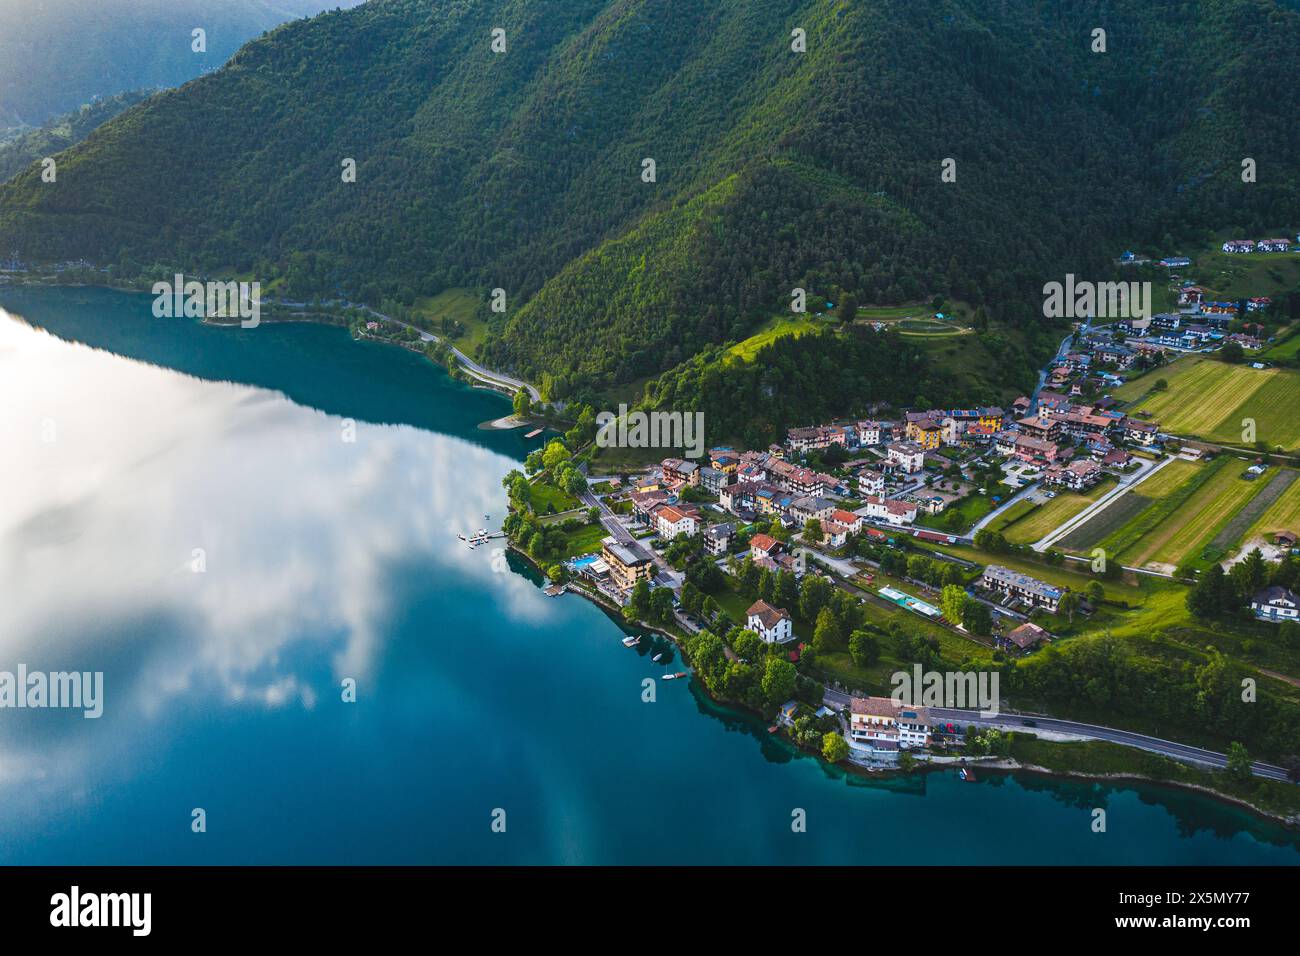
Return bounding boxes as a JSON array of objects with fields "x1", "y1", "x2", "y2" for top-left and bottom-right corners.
[{"x1": 509, "y1": 541, "x2": 1300, "y2": 828}]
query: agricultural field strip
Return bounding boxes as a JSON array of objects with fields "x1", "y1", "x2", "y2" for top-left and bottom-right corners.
[
  {"x1": 1210, "y1": 469, "x2": 1298, "y2": 551},
  {"x1": 1136, "y1": 362, "x2": 1271, "y2": 436},
  {"x1": 1134, "y1": 465, "x2": 1267, "y2": 566},
  {"x1": 1101, "y1": 457, "x2": 1228, "y2": 560},
  {"x1": 1241, "y1": 470, "x2": 1300, "y2": 543},
  {"x1": 1033, "y1": 457, "x2": 1178, "y2": 552}
]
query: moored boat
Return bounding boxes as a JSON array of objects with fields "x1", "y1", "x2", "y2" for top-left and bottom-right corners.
[{"x1": 621, "y1": 636, "x2": 640, "y2": 647}]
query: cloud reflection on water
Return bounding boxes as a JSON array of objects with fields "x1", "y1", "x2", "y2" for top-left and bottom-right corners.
[{"x1": 0, "y1": 310, "x2": 550, "y2": 788}]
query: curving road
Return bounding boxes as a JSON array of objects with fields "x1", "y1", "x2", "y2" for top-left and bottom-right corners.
[{"x1": 927, "y1": 707, "x2": 1291, "y2": 781}]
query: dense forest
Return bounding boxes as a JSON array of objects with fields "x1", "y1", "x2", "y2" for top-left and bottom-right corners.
[
  {"x1": 0, "y1": 91, "x2": 155, "y2": 184},
  {"x1": 0, "y1": 0, "x2": 1297, "y2": 409}
]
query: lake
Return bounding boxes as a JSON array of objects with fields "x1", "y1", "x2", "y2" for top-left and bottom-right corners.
[{"x1": 0, "y1": 284, "x2": 1297, "y2": 864}]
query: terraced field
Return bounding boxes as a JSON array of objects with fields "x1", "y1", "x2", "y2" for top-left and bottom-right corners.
[
  {"x1": 1121, "y1": 464, "x2": 1266, "y2": 570},
  {"x1": 1121, "y1": 358, "x2": 1300, "y2": 450}
]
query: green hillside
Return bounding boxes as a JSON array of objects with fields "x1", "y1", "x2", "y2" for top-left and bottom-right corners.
[{"x1": 0, "y1": 0, "x2": 1296, "y2": 408}]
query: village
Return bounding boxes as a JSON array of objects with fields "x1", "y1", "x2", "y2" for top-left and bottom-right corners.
[{"x1": 521, "y1": 243, "x2": 1300, "y2": 769}]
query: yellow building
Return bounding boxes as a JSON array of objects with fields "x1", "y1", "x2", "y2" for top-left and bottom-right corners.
[
  {"x1": 909, "y1": 420, "x2": 942, "y2": 450},
  {"x1": 602, "y1": 538, "x2": 654, "y2": 591}
]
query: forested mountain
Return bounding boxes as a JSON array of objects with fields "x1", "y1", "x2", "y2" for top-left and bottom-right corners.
[
  {"x1": 0, "y1": 91, "x2": 155, "y2": 183},
  {"x1": 0, "y1": 0, "x2": 363, "y2": 131},
  {"x1": 0, "y1": 0, "x2": 1296, "y2": 409}
]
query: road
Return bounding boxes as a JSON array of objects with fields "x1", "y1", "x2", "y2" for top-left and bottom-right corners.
[
  {"x1": 925, "y1": 708, "x2": 1292, "y2": 781},
  {"x1": 1029, "y1": 320, "x2": 1086, "y2": 414},
  {"x1": 580, "y1": 482, "x2": 679, "y2": 586},
  {"x1": 964, "y1": 481, "x2": 1040, "y2": 538},
  {"x1": 354, "y1": 304, "x2": 541, "y2": 401},
  {"x1": 1031, "y1": 453, "x2": 1174, "y2": 552},
  {"x1": 820, "y1": 688, "x2": 1289, "y2": 780}
]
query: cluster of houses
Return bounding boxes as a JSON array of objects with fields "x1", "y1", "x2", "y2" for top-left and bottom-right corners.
[{"x1": 1222, "y1": 238, "x2": 1292, "y2": 254}]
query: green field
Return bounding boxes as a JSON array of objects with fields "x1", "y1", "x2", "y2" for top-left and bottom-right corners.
[
  {"x1": 1241, "y1": 470, "x2": 1300, "y2": 544},
  {"x1": 1119, "y1": 356, "x2": 1300, "y2": 449},
  {"x1": 985, "y1": 499, "x2": 1038, "y2": 534},
  {"x1": 527, "y1": 480, "x2": 582, "y2": 515},
  {"x1": 998, "y1": 479, "x2": 1116, "y2": 546},
  {"x1": 1121, "y1": 463, "x2": 1266, "y2": 570},
  {"x1": 724, "y1": 315, "x2": 828, "y2": 362},
  {"x1": 413, "y1": 288, "x2": 490, "y2": 359},
  {"x1": 1184, "y1": 244, "x2": 1300, "y2": 300}
]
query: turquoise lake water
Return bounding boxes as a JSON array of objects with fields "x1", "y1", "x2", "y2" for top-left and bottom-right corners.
[{"x1": 0, "y1": 284, "x2": 1297, "y2": 865}]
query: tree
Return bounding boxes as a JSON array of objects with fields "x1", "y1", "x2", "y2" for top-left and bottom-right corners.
[
  {"x1": 1219, "y1": 341, "x2": 1244, "y2": 364},
  {"x1": 960, "y1": 599, "x2": 992, "y2": 636},
  {"x1": 1188, "y1": 563, "x2": 1226, "y2": 618},
  {"x1": 649, "y1": 586, "x2": 675, "y2": 624},
  {"x1": 822, "y1": 732, "x2": 849, "y2": 764},
  {"x1": 761, "y1": 657, "x2": 798, "y2": 708},
  {"x1": 813, "y1": 607, "x2": 841, "y2": 652},
  {"x1": 837, "y1": 293, "x2": 858, "y2": 324},
  {"x1": 940, "y1": 584, "x2": 968, "y2": 623},
  {"x1": 1085, "y1": 581, "x2": 1105, "y2": 604},
  {"x1": 1226, "y1": 741, "x2": 1253, "y2": 782},
  {"x1": 799, "y1": 574, "x2": 834, "y2": 621},
  {"x1": 1058, "y1": 591, "x2": 1081, "y2": 623},
  {"x1": 802, "y1": 517, "x2": 823, "y2": 544},
  {"x1": 512, "y1": 387, "x2": 531, "y2": 417},
  {"x1": 626, "y1": 579, "x2": 651, "y2": 621},
  {"x1": 541, "y1": 439, "x2": 570, "y2": 472},
  {"x1": 849, "y1": 629, "x2": 880, "y2": 667}
]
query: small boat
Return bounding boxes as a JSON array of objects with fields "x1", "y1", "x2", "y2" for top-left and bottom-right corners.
[
  {"x1": 959, "y1": 768, "x2": 976, "y2": 782},
  {"x1": 662, "y1": 672, "x2": 687, "y2": 680},
  {"x1": 652, "y1": 653, "x2": 663, "y2": 663},
  {"x1": 621, "y1": 636, "x2": 640, "y2": 647},
  {"x1": 767, "y1": 725, "x2": 779, "y2": 734}
]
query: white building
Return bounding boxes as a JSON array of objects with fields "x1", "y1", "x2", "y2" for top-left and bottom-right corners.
[
  {"x1": 746, "y1": 600, "x2": 794, "y2": 643},
  {"x1": 887, "y1": 441, "x2": 926, "y2": 473},
  {"x1": 653, "y1": 504, "x2": 697, "y2": 540},
  {"x1": 863, "y1": 496, "x2": 918, "y2": 527},
  {"x1": 1251, "y1": 586, "x2": 1299, "y2": 623}
]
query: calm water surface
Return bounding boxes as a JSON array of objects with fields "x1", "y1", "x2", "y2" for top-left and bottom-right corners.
[{"x1": 0, "y1": 285, "x2": 1297, "y2": 864}]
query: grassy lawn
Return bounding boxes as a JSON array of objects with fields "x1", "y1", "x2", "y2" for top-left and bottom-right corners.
[
  {"x1": 724, "y1": 315, "x2": 829, "y2": 363},
  {"x1": 1259, "y1": 325, "x2": 1300, "y2": 361},
  {"x1": 917, "y1": 493, "x2": 994, "y2": 534},
  {"x1": 1120, "y1": 356, "x2": 1300, "y2": 449},
  {"x1": 985, "y1": 499, "x2": 1038, "y2": 534},
  {"x1": 412, "y1": 288, "x2": 490, "y2": 359},
  {"x1": 1000, "y1": 478, "x2": 1116, "y2": 546},
  {"x1": 553, "y1": 522, "x2": 609, "y2": 560},
  {"x1": 527, "y1": 480, "x2": 582, "y2": 515}
]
